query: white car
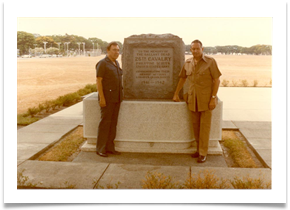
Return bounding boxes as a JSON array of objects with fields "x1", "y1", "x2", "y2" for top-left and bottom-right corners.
[
  {"x1": 21, "y1": 55, "x2": 32, "y2": 58},
  {"x1": 52, "y1": 54, "x2": 57, "y2": 58}
]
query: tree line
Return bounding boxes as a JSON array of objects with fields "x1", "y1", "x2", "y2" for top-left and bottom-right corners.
[
  {"x1": 18, "y1": 31, "x2": 272, "y2": 56},
  {"x1": 185, "y1": 44, "x2": 272, "y2": 55},
  {"x1": 17, "y1": 31, "x2": 123, "y2": 56}
]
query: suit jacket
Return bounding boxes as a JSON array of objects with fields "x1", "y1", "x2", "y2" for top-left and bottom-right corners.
[{"x1": 179, "y1": 54, "x2": 222, "y2": 112}]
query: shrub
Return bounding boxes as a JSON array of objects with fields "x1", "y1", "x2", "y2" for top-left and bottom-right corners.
[
  {"x1": 17, "y1": 114, "x2": 39, "y2": 125},
  {"x1": 21, "y1": 111, "x2": 30, "y2": 117},
  {"x1": 182, "y1": 170, "x2": 230, "y2": 189},
  {"x1": 141, "y1": 171, "x2": 179, "y2": 189},
  {"x1": 62, "y1": 93, "x2": 81, "y2": 107},
  {"x1": 232, "y1": 80, "x2": 238, "y2": 87},
  {"x1": 44, "y1": 100, "x2": 52, "y2": 113},
  {"x1": 241, "y1": 79, "x2": 249, "y2": 87},
  {"x1": 222, "y1": 79, "x2": 230, "y2": 87},
  {"x1": 55, "y1": 96, "x2": 65, "y2": 108},
  {"x1": 140, "y1": 170, "x2": 268, "y2": 189},
  {"x1": 85, "y1": 84, "x2": 97, "y2": 92},
  {"x1": 231, "y1": 174, "x2": 271, "y2": 189},
  {"x1": 38, "y1": 103, "x2": 45, "y2": 113},
  {"x1": 253, "y1": 80, "x2": 258, "y2": 87},
  {"x1": 27, "y1": 107, "x2": 39, "y2": 117},
  {"x1": 77, "y1": 88, "x2": 91, "y2": 96},
  {"x1": 17, "y1": 169, "x2": 41, "y2": 188},
  {"x1": 51, "y1": 102, "x2": 58, "y2": 110},
  {"x1": 94, "y1": 181, "x2": 121, "y2": 189}
]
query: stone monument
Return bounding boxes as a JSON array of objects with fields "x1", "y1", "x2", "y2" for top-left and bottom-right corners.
[
  {"x1": 82, "y1": 34, "x2": 223, "y2": 154},
  {"x1": 122, "y1": 34, "x2": 184, "y2": 99}
]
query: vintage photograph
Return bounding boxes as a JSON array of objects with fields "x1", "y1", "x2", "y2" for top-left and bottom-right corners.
[{"x1": 3, "y1": 0, "x2": 287, "y2": 206}]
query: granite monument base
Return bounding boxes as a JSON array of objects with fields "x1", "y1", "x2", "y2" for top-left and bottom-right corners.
[{"x1": 82, "y1": 93, "x2": 223, "y2": 155}]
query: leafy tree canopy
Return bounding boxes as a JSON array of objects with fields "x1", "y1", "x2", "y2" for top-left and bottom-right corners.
[{"x1": 17, "y1": 31, "x2": 35, "y2": 55}]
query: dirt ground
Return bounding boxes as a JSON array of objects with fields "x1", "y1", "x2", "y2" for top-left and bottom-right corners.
[{"x1": 17, "y1": 54, "x2": 272, "y2": 114}]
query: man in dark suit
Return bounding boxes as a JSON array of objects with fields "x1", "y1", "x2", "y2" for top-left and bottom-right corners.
[{"x1": 95, "y1": 42, "x2": 123, "y2": 157}]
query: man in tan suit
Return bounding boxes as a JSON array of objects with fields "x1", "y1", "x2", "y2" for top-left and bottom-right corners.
[{"x1": 173, "y1": 40, "x2": 221, "y2": 163}]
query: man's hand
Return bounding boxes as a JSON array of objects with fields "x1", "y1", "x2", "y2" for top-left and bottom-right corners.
[
  {"x1": 99, "y1": 98, "x2": 106, "y2": 107},
  {"x1": 173, "y1": 78, "x2": 186, "y2": 102},
  {"x1": 209, "y1": 97, "x2": 217, "y2": 110},
  {"x1": 173, "y1": 93, "x2": 180, "y2": 102},
  {"x1": 96, "y1": 77, "x2": 106, "y2": 107}
]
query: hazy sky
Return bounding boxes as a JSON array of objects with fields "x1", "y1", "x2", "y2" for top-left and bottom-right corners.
[
  {"x1": 15, "y1": 0, "x2": 274, "y2": 47},
  {"x1": 17, "y1": 17, "x2": 272, "y2": 47}
]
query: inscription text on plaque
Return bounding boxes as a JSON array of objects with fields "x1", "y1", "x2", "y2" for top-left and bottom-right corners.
[{"x1": 133, "y1": 48, "x2": 173, "y2": 87}]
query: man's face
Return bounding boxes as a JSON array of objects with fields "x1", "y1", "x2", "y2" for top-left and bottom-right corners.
[
  {"x1": 190, "y1": 42, "x2": 204, "y2": 58},
  {"x1": 107, "y1": 44, "x2": 120, "y2": 60}
]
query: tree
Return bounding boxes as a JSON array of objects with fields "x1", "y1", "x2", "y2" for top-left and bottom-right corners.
[
  {"x1": 88, "y1": 37, "x2": 104, "y2": 48},
  {"x1": 35, "y1": 36, "x2": 57, "y2": 49},
  {"x1": 32, "y1": 47, "x2": 44, "y2": 56},
  {"x1": 46, "y1": 47, "x2": 59, "y2": 55},
  {"x1": 215, "y1": 46, "x2": 227, "y2": 54},
  {"x1": 100, "y1": 41, "x2": 109, "y2": 53},
  {"x1": 116, "y1": 41, "x2": 123, "y2": 53},
  {"x1": 17, "y1": 30, "x2": 128, "y2": 56},
  {"x1": 184, "y1": 44, "x2": 272, "y2": 55},
  {"x1": 203, "y1": 47, "x2": 217, "y2": 54},
  {"x1": 17, "y1": 31, "x2": 35, "y2": 55}
]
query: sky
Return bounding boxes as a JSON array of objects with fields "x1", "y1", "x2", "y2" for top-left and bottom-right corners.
[
  {"x1": 17, "y1": 17, "x2": 272, "y2": 47},
  {"x1": 15, "y1": 0, "x2": 274, "y2": 47}
]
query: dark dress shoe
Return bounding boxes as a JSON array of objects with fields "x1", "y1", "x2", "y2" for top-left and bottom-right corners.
[
  {"x1": 107, "y1": 151, "x2": 121, "y2": 155},
  {"x1": 191, "y1": 152, "x2": 199, "y2": 158},
  {"x1": 96, "y1": 152, "x2": 108, "y2": 157},
  {"x1": 197, "y1": 155, "x2": 207, "y2": 163}
]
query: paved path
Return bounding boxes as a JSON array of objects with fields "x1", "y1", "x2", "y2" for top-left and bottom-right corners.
[
  {"x1": 17, "y1": 87, "x2": 272, "y2": 189},
  {"x1": 219, "y1": 87, "x2": 271, "y2": 121}
]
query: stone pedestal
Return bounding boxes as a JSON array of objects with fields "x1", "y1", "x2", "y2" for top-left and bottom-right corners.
[{"x1": 82, "y1": 92, "x2": 223, "y2": 154}]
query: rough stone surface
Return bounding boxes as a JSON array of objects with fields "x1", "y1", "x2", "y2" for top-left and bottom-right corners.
[{"x1": 122, "y1": 33, "x2": 185, "y2": 99}]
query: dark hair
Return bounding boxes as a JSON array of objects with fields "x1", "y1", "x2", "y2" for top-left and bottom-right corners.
[
  {"x1": 191, "y1": 40, "x2": 203, "y2": 47},
  {"x1": 107, "y1": 41, "x2": 119, "y2": 51}
]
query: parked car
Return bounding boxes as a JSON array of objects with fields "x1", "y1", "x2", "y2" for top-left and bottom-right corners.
[
  {"x1": 21, "y1": 55, "x2": 32, "y2": 58},
  {"x1": 52, "y1": 54, "x2": 57, "y2": 58}
]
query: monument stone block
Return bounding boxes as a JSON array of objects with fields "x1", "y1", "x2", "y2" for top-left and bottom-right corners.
[{"x1": 122, "y1": 34, "x2": 185, "y2": 99}]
